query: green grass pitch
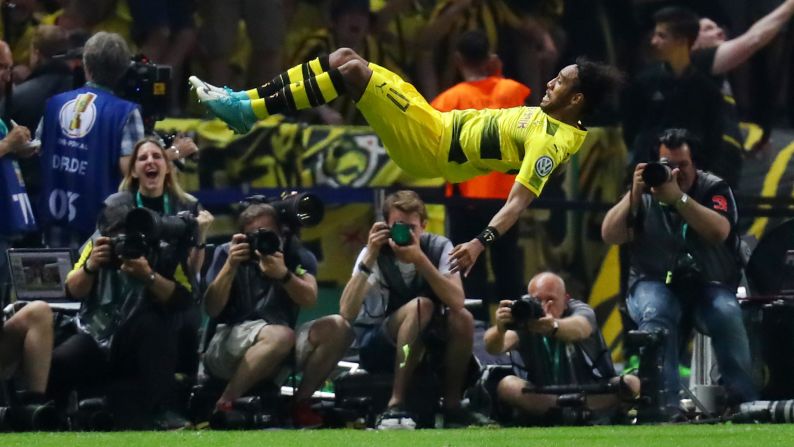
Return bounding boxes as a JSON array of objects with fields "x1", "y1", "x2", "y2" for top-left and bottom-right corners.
[{"x1": 2, "y1": 425, "x2": 794, "y2": 447}]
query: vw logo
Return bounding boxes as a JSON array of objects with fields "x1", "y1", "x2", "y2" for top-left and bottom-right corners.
[{"x1": 535, "y1": 155, "x2": 554, "y2": 177}]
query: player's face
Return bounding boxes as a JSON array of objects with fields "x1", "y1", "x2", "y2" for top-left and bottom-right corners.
[
  {"x1": 651, "y1": 23, "x2": 687, "y2": 61},
  {"x1": 693, "y1": 18, "x2": 726, "y2": 49},
  {"x1": 133, "y1": 142, "x2": 169, "y2": 196},
  {"x1": 659, "y1": 143, "x2": 696, "y2": 193},
  {"x1": 540, "y1": 64, "x2": 579, "y2": 113}
]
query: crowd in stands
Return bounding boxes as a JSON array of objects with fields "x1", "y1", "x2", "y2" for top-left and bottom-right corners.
[{"x1": 0, "y1": 0, "x2": 792, "y2": 432}]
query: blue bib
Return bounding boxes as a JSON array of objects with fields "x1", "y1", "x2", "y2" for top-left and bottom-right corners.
[{"x1": 0, "y1": 120, "x2": 37, "y2": 235}]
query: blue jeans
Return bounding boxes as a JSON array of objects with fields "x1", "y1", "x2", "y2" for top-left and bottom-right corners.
[{"x1": 627, "y1": 280, "x2": 758, "y2": 406}]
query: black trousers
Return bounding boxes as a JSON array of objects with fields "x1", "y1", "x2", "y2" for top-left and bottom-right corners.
[
  {"x1": 48, "y1": 306, "x2": 195, "y2": 422},
  {"x1": 447, "y1": 202, "x2": 524, "y2": 310}
]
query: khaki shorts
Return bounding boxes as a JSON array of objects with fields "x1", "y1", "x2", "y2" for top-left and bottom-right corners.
[{"x1": 203, "y1": 319, "x2": 313, "y2": 381}]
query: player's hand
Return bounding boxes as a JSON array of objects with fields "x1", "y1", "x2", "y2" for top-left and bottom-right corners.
[
  {"x1": 4, "y1": 125, "x2": 32, "y2": 157},
  {"x1": 449, "y1": 239, "x2": 484, "y2": 276},
  {"x1": 258, "y1": 250, "x2": 288, "y2": 280},
  {"x1": 87, "y1": 236, "x2": 112, "y2": 270},
  {"x1": 172, "y1": 135, "x2": 199, "y2": 159},
  {"x1": 651, "y1": 168, "x2": 684, "y2": 205},
  {"x1": 196, "y1": 209, "x2": 214, "y2": 242},
  {"x1": 226, "y1": 234, "x2": 251, "y2": 269},
  {"x1": 120, "y1": 256, "x2": 153, "y2": 281},
  {"x1": 389, "y1": 229, "x2": 422, "y2": 265},
  {"x1": 494, "y1": 300, "x2": 514, "y2": 333}
]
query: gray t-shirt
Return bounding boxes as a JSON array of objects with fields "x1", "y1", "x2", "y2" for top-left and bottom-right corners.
[
  {"x1": 515, "y1": 299, "x2": 615, "y2": 386},
  {"x1": 351, "y1": 236, "x2": 454, "y2": 327}
]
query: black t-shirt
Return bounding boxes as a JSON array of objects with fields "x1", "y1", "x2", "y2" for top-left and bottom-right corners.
[
  {"x1": 206, "y1": 236, "x2": 318, "y2": 327},
  {"x1": 621, "y1": 62, "x2": 724, "y2": 169},
  {"x1": 628, "y1": 170, "x2": 741, "y2": 290},
  {"x1": 515, "y1": 299, "x2": 615, "y2": 387}
]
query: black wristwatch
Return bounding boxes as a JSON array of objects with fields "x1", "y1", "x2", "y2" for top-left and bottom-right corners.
[
  {"x1": 82, "y1": 261, "x2": 97, "y2": 276},
  {"x1": 144, "y1": 270, "x2": 157, "y2": 287},
  {"x1": 279, "y1": 270, "x2": 293, "y2": 284}
]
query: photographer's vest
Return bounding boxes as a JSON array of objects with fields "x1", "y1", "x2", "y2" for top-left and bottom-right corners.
[
  {"x1": 376, "y1": 233, "x2": 448, "y2": 317},
  {"x1": 38, "y1": 84, "x2": 139, "y2": 237},
  {"x1": 75, "y1": 191, "x2": 196, "y2": 350},
  {"x1": 629, "y1": 170, "x2": 741, "y2": 289},
  {"x1": 0, "y1": 120, "x2": 37, "y2": 236}
]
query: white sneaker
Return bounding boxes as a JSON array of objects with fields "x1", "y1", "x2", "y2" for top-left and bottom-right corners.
[
  {"x1": 376, "y1": 407, "x2": 416, "y2": 430},
  {"x1": 189, "y1": 76, "x2": 229, "y2": 98}
]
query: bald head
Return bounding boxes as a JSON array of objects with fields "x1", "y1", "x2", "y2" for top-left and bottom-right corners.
[{"x1": 528, "y1": 272, "x2": 568, "y2": 319}]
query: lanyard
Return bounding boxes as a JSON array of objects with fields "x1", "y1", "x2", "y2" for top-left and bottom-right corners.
[
  {"x1": 543, "y1": 336, "x2": 562, "y2": 384},
  {"x1": 136, "y1": 191, "x2": 171, "y2": 214}
]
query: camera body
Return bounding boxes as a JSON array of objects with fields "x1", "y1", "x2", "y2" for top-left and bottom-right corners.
[
  {"x1": 642, "y1": 157, "x2": 673, "y2": 188},
  {"x1": 390, "y1": 221, "x2": 412, "y2": 246},
  {"x1": 117, "y1": 55, "x2": 171, "y2": 131},
  {"x1": 245, "y1": 228, "x2": 282, "y2": 257},
  {"x1": 508, "y1": 294, "x2": 545, "y2": 329},
  {"x1": 108, "y1": 208, "x2": 197, "y2": 260},
  {"x1": 669, "y1": 250, "x2": 704, "y2": 295}
]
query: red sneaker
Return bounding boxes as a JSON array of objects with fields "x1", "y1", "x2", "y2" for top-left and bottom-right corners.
[{"x1": 291, "y1": 400, "x2": 323, "y2": 428}]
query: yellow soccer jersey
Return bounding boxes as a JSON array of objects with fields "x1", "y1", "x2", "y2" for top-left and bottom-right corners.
[{"x1": 439, "y1": 107, "x2": 588, "y2": 196}]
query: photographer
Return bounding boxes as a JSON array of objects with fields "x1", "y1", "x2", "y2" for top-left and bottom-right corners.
[
  {"x1": 601, "y1": 128, "x2": 757, "y2": 414},
  {"x1": 484, "y1": 272, "x2": 639, "y2": 424},
  {"x1": 36, "y1": 31, "x2": 197, "y2": 247},
  {"x1": 340, "y1": 190, "x2": 478, "y2": 429},
  {"x1": 203, "y1": 200, "x2": 351, "y2": 428},
  {"x1": 49, "y1": 138, "x2": 212, "y2": 429}
]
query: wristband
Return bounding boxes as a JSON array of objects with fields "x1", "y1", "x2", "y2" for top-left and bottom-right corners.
[
  {"x1": 83, "y1": 261, "x2": 97, "y2": 276},
  {"x1": 476, "y1": 226, "x2": 500, "y2": 246},
  {"x1": 550, "y1": 319, "x2": 560, "y2": 337},
  {"x1": 171, "y1": 146, "x2": 181, "y2": 159},
  {"x1": 358, "y1": 262, "x2": 373, "y2": 276},
  {"x1": 279, "y1": 270, "x2": 293, "y2": 284}
]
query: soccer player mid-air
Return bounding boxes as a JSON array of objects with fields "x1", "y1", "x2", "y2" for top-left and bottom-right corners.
[{"x1": 191, "y1": 48, "x2": 622, "y2": 274}]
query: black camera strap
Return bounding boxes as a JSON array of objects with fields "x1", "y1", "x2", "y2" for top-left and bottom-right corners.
[{"x1": 665, "y1": 222, "x2": 688, "y2": 286}]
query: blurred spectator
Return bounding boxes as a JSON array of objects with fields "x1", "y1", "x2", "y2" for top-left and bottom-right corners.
[
  {"x1": 0, "y1": 40, "x2": 37, "y2": 287},
  {"x1": 36, "y1": 31, "x2": 142, "y2": 247},
  {"x1": 50, "y1": 138, "x2": 207, "y2": 429},
  {"x1": 690, "y1": 0, "x2": 794, "y2": 177},
  {"x1": 288, "y1": 0, "x2": 406, "y2": 124},
  {"x1": 126, "y1": 0, "x2": 196, "y2": 114},
  {"x1": 199, "y1": 0, "x2": 286, "y2": 89},
  {"x1": 3, "y1": 25, "x2": 73, "y2": 213},
  {"x1": 416, "y1": 0, "x2": 560, "y2": 101},
  {"x1": 370, "y1": 0, "x2": 434, "y2": 77},
  {"x1": 5, "y1": 25, "x2": 72, "y2": 131},
  {"x1": 621, "y1": 6, "x2": 724, "y2": 173},
  {"x1": 203, "y1": 200, "x2": 350, "y2": 428},
  {"x1": 0, "y1": 0, "x2": 50, "y2": 83},
  {"x1": 484, "y1": 272, "x2": 639, "y2": 424},
  {"x1": 339, "y1": 190, "x2": 479, "y2": 429},
  {"x1": 430, "y1": 30, "x2": 527, "y2": 322},
  {"x1": 51, "y1": 0, "x2": 133, "y2": 43}
]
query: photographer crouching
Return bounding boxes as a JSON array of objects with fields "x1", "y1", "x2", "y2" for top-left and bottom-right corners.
[
  {"x1": 48, "y1": 137, "x2": 213, "y2": 429},
  {"x1": 203, "y1": 195, "x2": 352, "y2": 428},
  {"x1": 485, "y1": 272, "x2": 639, "y2": 425},
  {"x1": 601, "y1": 128, "x2": 757, "y2": 416}
]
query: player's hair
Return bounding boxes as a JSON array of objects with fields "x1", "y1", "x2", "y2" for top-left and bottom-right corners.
[
  {"x1": 456, "y1": 30, "x2": 490, "y2": 65},
  {"x1": 657, "y1": 128, "x2": 700, "y2": 155},
  {"x1": 653, "y1": 6, "x2": 700, "y2": 46},
  {"x1": 383, "y1": 190, "x2": 428, "y2": 223},
  {"x1": 573, "y1": 57, "x2": 624, "y2": 115}
]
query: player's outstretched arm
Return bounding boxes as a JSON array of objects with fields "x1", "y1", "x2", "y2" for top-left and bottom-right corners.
[{"x1": 449, "y1": 182, "x2": 536, "y2": 275}]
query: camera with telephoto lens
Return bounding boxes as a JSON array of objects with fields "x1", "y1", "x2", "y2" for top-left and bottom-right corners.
[
  {"x1": 642, "y1": 158, "x2": 674, "y2": 188},
  {"x1": 117, "y1": 55, "x2": 171, "y2": 132},
  {"x1": 109, "y1": 208, "x2": 197, "y2": 260},
  {"x1": 508, "y1": 294, "x2": 545, "y2": 329},
  {"x1": 390, "y1": 221, "x2": 412, "y2": 246},
  {"x1": 245, "y1": 228, "x2": 282, "y2": 257},
  {"x1": 242, "y1": 192, "x2": 325, "y2": 231},
  {"x1": 625, "y1": 328, "x2": 670, "y2": 423}
]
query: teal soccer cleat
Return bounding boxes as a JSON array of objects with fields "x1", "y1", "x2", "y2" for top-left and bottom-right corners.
[{"x1": 190, "y1": 76, "x2": 257, "y2": 134}]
